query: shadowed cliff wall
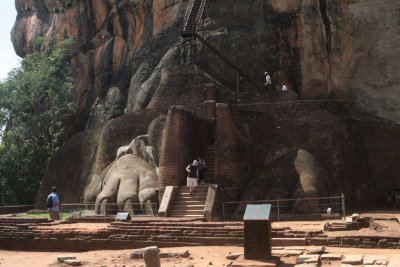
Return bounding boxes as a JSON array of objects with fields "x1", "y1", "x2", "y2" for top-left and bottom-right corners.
[{"x1": 11, "y1": 0, "x2": 400, "y2": 126}]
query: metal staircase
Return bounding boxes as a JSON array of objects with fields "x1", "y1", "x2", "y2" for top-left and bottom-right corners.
[
  {"x1": 181, "y1": 0, "x2": 207, "y2": 36},
  {"x1": 180, "y1": 0, "x2": 261, "y2": 91}
]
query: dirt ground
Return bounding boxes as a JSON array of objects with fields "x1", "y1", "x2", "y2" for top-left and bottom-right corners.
[
  {"x1": 1, "y1": 212, "x2": 400, "y2": 266},
  {"x1": 1, "y1": 246, "x2": 400, "y2": 267}
]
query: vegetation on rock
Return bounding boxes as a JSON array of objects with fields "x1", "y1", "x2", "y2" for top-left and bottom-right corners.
[{"x1": 0, "y1": 39, "x2": 76, "y2": 205}]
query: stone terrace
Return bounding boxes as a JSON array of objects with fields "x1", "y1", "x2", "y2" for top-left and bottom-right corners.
[{"x1": 1, "y1": 215, "x2": 400, "y2": 251}]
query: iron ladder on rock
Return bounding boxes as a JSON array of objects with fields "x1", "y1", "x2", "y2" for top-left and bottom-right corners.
[
  {"x1": 181, "y1": 0, "x2": 207, "y2": 36},
  {"x1": 180, "y1": 0, "x2": 261, "y2": 91}
]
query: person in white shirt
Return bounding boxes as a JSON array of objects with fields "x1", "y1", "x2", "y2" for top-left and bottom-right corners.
[
  {"x1": 264, "y1": 72, "x2": 271, "y2": 86},
  {"x1": 282, "y1": 83, "x2": 288, "y2": 91}
]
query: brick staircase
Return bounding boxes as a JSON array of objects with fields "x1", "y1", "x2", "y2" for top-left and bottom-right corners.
[
  {"x1": 169, "y1": 186, "x2": 208, "y2": 217},
  {"x1": 107, "y1": 218, "x2": 243, "y2": 246},
  {"x1": 202, "y1": 145, "x2": 215, "y2": 184}
]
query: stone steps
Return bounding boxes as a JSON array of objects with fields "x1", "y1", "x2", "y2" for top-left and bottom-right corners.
[{"x1": 170, "y1": 186, "x2": 208, "y2": 217}]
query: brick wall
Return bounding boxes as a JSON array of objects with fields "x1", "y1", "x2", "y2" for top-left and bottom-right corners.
[
  {"x1": 214, "y1": 104, "x2": 254, "y2": 189},
  {"x1": 158, "y1": 106, "x2": 214, "y2": 188},
  {"x1": 0, "y1": 205, "x2": 34, "y2": 215}
]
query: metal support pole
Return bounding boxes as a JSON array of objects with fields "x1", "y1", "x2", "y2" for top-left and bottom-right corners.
[
  {"x1": 236, "y1": 71, "x2": 240, "y2": 92},
  {"x1": 223, "y1": 203, "x2": 225, "y2": 221},
  {"x1": 341, "y1": 193, "x2": 346, "y2": 220},
  {"x1": 190, "y1": 38, "x2": 196, "y2": 64},
  {"x1": 277, "y1": 201, "x2": 280, "y2": 221},
  {"x1": 180, "y1": 39, "x2": 187, "y2": 65},
  {"x1": 60, "y1": 205, "x2": 63, "y2": 221}
]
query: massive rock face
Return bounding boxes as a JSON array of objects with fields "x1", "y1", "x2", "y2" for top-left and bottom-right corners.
[
  {"x1": 13, "y1": 0, "x2": 399, "y2": 209},
  {"x1": 12, "y1": 0, "x2": 184, "y2": 130},
  {"x1": 12, "y1": 0, "x2": 400, "y2": 126}
]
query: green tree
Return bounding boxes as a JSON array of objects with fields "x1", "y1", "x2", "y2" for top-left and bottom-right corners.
[{"x1": 0, "y1": 39, "x2": 76, "y2": 205}]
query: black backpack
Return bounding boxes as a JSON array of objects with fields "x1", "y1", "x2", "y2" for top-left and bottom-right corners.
[
  {"x1": 46, "y1": 195, "x2": 53, "y2": 208},
  {"x1": 198, "y1": 163, "x2": 207, "y2": 172}
]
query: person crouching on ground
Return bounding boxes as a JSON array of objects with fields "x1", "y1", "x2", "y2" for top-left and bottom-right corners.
[
  {"x1": 47, "y1": 187, "x2": 61, "y2": 220},
  {"x1": 186, "y1": 160, "x2": 199, "y2": 195}
]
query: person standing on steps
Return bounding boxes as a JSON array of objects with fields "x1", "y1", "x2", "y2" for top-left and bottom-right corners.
[
  {"x1": 197, "y1": 157, "x2": 207, "y2": 186},
  {"x1": 46, "y1": 187, "x2": 60, "y2": 220},
  {"x1": 186, "y1": 160, "x2": 199, "y2": 195}
]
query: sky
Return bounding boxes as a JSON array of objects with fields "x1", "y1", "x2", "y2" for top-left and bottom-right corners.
[{"x1": 0, "y1": 1, "x2": 20, "y2": 80}]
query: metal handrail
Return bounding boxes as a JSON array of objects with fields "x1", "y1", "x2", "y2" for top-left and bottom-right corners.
[
  {"x1": 59, "y1": 202, "x2": 158, "y2": 220},
  {"x1": 224, "y1": 195, "x2": 345, "y2": 205},
  {"x1": 195, "y1": 0, "x2": 207, "y2": 31},
  {"x1": 182, "y1": 0, "x2": 207, "y2": 33},
  {"x1": 194, "y1": 33, "x2": 261, "y2": 90},
  {"x1": 182, "y1": 0, "x2": 196, "y2": 31},
  {"x1": 223, "y1": 195, "x2": 345, "y2": 221}
]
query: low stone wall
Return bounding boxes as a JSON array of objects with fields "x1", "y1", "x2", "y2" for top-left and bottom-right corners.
[
  {"x1": 0, "y1": 205, "x2": 34, "y2": 215},
  {"x1": 307, "y1": 236, "x2": 400, "y2": 249},
  {"x1": 1, "y1": 216, "x2": 399, "y2": 250}
]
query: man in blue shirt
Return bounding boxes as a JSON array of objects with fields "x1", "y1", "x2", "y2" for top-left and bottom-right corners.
[{"x1": 47, "y1": 187, "x2": 60, "y2": 220}]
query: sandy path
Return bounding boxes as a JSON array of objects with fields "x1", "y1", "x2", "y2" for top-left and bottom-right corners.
[
  {"x1": 0, "y1": 246, "x2": 243, "y2": 267},
  {"x1": 1, "y1": 246, "x2": 400, "y2": 267}
]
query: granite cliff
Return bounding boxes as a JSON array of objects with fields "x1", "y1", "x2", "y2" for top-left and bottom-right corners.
[
  {"x1": 10, "y1": 0, "x2": 400, "y2": 209},
  {"x1": 12, "y1": 0, "x2": 400, "y2": 126}
]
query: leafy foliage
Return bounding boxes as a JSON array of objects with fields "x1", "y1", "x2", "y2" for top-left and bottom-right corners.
[{"x1": 0, "y1": 39, "x2": 76, "y2": 205}]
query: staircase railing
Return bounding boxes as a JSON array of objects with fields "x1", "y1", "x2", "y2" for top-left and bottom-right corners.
[
  {"x1": 195, "y1": 33, "x2": 261, "y2": 91},
  {"x1": 195, "y1": 0, "x2": 207, "y2": 31},
  {"x1": 182, "y1": 0, "x2": 196, "y2": 31},
  {"x1": 181, "y1": 0, "x2": 261, "y2": 91},
  {"x1": 182, "y1": 0, "x2": 207, "y2": 33}
]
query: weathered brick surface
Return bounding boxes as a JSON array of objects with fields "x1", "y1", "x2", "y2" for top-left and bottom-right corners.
[
  {"x1": 158, "y1": 106, "x2": 214, "y2": 188},
  {"x1": 2, "y1": 217, "x2": 400, "y2": 250},
  {"x1": 0, "y1": 205, "x2": 34, "y2": 215}
]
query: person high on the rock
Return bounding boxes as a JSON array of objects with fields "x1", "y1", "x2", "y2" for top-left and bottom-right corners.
[
  {"x1": 264, "y1": 72, "x2": 272, "y2": 86},
  {"x1": 282, "y1": 82, "x2": 288, "y2": 91}
]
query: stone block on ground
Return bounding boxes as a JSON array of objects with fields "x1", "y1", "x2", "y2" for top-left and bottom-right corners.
[
  {"x1": 296, "y1": 255, "x2": 320, "y2": 264},
  {"x1": 306, "y1": 246, "x2": 325, "y2": 254},
  {"x1": 226, "y1": 253, "x2": 243, "y2": 260},
  {"x1": 143, "y1": 246, "x2": 160, "y2": 267},
  {"x1": 272, "y1": 249, "x2": 303, "y2": 257},
  {"x1": 364, "y1": 255, "x2": 388, "y2": 265},
  {"x1": 231, "y1": 255, "x2": 279, "y2": 267},
  {"x1": 131, "y1": 247, "x2": 161, "y2": 259},
  {"x1": 64, "y1": 259, "x2": 82, "y2": 266},
  {"x1": 388, "y1": 255, "x2": 400, "y2": 267},
  {"x1": 294, "y1": 264, "x2": 318, "y2": 267},
  {"x1": 57, "y1": 255, "x2": 76, "y2": 263},
  {"x1": 342, "y1": 254, "x2": 363, "y2": 265},
  {"x1": 320, "y1": 254, "x2": 342, "y2": 261},
  {"x1": 130, "y1": 248, "x2": 146, "y2": 259},
  {"x1": 159, "y1": 250, "x2": 190, "y2": 258},
  {"x1": 341, "y1": 264, "x2": 353, "y2": 267}
]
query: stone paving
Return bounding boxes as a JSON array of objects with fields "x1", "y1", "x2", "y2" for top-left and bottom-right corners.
[
  {"x1": 232, "y1": 247, "x2": 399, "y2": 267},
  {"x1": 271, "y1": 247, "x2": 399, "y2": 267}
]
